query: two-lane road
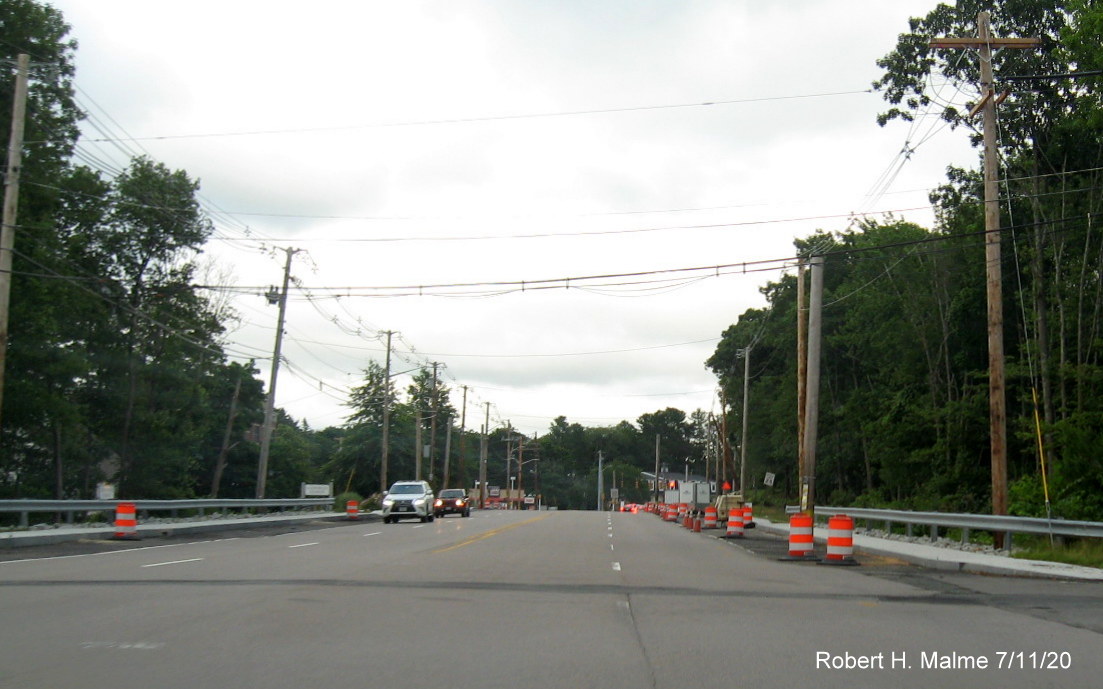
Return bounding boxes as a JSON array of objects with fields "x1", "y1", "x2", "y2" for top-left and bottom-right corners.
[{"x1": 1, "y1": 510, "x2": 1100, "y2": 688}]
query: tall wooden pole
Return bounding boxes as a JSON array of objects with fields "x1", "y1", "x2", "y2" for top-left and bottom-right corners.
[
  {"x1": 0, "y1": 54, "x2": 30, "y2": 428},
  {"x1": 930, "y1": 14, "x2": 1039, "y2": 543},
  {"x1": 801, "y1": 254, "x2": 825, "y2": 513},
  {"x1": 380, "y1": 330, "x2": 393, "y2": 491},
  {"x1": 796, "y1": 260, "x2": 807, "y2": 494},
  {"x1": 739, "y1": 345, "x2": 751, "y2": 495},
  {"x1": 256, "y1": 247, "x2": 297, "y2": 498}
]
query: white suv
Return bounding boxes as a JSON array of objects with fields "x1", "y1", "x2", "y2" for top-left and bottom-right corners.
[{"x1": 382, "y1": 481, "x2": 435, "y2": 523}]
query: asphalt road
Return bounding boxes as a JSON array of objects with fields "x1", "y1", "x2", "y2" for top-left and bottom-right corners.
[{"x1": 0, "y1": 510, "x2": 1100, "y2": 688}]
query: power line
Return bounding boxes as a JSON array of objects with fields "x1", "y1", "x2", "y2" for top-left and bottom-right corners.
[{"x1": 75, "y1": 88, "x2": 874, "y2": 144}]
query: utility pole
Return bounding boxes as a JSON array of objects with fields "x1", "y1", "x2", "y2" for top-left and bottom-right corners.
[
  {"x1": 504, "y1": 421, "x2": 513, "y2": 508},
  {"x1": 739, "y1": 344, "x2": 752, "y2": 496},
  {"x1": 458, "y1": 384, "x2": 468, "y2": 488},
  {"x1": 415, "y1": 409, "x2": 423, "y2": 480},
  {"x1": 796, "y1": 260, "x2": 807, "y2": 489},
  {"x1": 256, "y1": 247, "x2": 298, "y2": 498},
  {"x1": 597, "y1": 450, "x2": 605, "y2": 512},
  {"x1": 930, "y1": 14, "x2": 1040, "y2": 544},
  {"x1": 653, "y1": 434, "x2": 660, "y2": 503},
  {"x1": 380, "y1": 330, "x2": 394, "y2": 491},
  {"x1": 0, "y1": 53, "x2": 30, "y2": 428},
  {"x1": 429, "y1": 362, "x2": 440, "y2": 481},
  {"x1": 517, "y1": 432, "x2": 525, "y2": 508},
  {"x1": 442, "y1": 415, "x2": 453, "y2": 488},
  {"x1": 801, "y1": 254, "x2": 824, "y2": 514},
  {"x1": 479, "y1": 402, "x2": 489, "y2": 508}
]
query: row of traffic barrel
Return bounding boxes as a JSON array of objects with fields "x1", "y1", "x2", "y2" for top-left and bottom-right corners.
[
  {"x1": 645, "y1": 502, "x2": 753, "y2": 536},
  {"x1": 643, "y1": 502, "x2": 858, "y2": 565}
]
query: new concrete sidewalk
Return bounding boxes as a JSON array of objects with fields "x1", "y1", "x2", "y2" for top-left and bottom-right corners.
[{"x1": 754, "y1": 517, "x2": 1103, "y2": 581}]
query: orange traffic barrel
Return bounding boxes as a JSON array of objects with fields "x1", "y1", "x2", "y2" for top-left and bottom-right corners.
[
  {"x1": 663, "y1": 505, "x2": 677, "y2": 522},
  {"x1": 779, "y1": 513, "x2": 817, "y2": 561},
  {"x1": 703, "y1": 506, "x2": 718, "y2": 529},
  {"x1": 742, "y1": 504, "x2": 753, "y2": 527},
  {"x1": 725, "y1": 508, "x2": 743, "y2": 538},
  {"x1": 113, "y1": 502, "x2": 139, "y2": 540},
  {"x1": 346, "y1": 500, "x2": 359, "y2": 520},
  {"x1": 819, "y1": 514, "x2": 859, "y2": 566}
]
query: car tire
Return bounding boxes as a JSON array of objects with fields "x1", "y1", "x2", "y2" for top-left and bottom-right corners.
[
  {"x1": 428, "y1": 514, "x2": 435, "y2": 522},
  {"x1": 383, "y1": 516, "x2": 392, "y2": 524}
]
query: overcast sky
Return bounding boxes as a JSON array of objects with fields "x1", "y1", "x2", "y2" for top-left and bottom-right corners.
[{"x1": 47, "y1": 0, "x2": 979, "y2": 437}]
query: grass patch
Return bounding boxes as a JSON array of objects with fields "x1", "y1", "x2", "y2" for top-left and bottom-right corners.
[{"x1": 1012, "y1": 537, "x2": 1103, "y2": 569}]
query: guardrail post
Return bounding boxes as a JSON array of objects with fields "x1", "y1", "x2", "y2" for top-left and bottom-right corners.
[
  {"x1": 906, "y1": 523, "x2": 913, "y2": 538},
  {"x1": 19, "y1": 511, "x2": 28, "y2": 528},
  {"x1": 961, "y1": 527, "x2": 970, "y2": 545},
  {"x1": 929, "y1": 525, "x2": 938, "y2": 542}
]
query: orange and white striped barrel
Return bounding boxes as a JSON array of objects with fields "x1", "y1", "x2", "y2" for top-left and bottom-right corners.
[
  {"x1": 786, "y1": 513, "x2": 815, "y2": 558},
  {"x1": 703, "y1": 506, "x2": 718, "y2": 529},
  {"x1": 113, "y1": 502, "x2": 138, "y2": 540},
  {"x1": 822, "y1": 514, "x2": 858, "y2": 565},
  {"x1": 742, "y1": 504, "x2": 753, "y2": 527},
  {"x1": 663, "y1": 505, "x2": 677, "y2": 522},
  {"x1": 346, "y1": 500, "x2": 359, "y2": 520},
  {"x1": 725, "y1": 508, "x2": 743, "y2": 538}
]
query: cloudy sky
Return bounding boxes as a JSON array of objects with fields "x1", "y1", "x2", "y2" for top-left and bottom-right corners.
[{"x1": 47, "y1": 0, "x2": 979, "y2": 436}]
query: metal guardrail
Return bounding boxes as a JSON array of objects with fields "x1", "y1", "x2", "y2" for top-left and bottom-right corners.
[
  {"x1": 813, "y1": 505, "x2": 1103, "y2": 549},
  {"x1": 0, "y1": 498, "x2": 334, "y2": 528}
]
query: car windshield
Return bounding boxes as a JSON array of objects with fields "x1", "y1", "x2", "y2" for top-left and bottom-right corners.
[
  {"x1": 389, "y1": 484, "x2": 425, "y2": 495},
  {"x1": 440, "y1": 490, "x2": 465, "y2": 498}
]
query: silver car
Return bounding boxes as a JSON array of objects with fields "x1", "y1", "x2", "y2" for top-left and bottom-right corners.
[{"x1": 382, "y1": 481, "x2": 435, "y2": 523}]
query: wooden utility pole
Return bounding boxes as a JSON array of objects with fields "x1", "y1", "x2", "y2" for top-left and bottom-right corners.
[
  {"x1": 429, "y1": 362, "x2": 440, "y2": 481},
  {"x1": 796, "y1": 260, "x2": 807, "y2": 490},
  {"x1": 801, "y1": 254, "x2": 825, "y2": 514},
  {"x1": 930, "y1": 14, "x2": 1040, "y2": 540},
  {"x1": 415, "y1": 409, "x2": 423, "y2": 480},
  {"x1": 653, "y1": 434, "x2": 661, "y2": 503},
  {"x1": 479, "y1": 402, "x2": 489, "y2": 508},
  {"x1": 256, "y1": 247, "x2": 298, "y2": 498},
  {"x1": 739, "y1": 344, "x2": 752, "y2": 495},
  {"x1": 0, "y1": 54, "x2": 30, "y2": 429},
  {"x1": 458, "y1": 384, "x2": 468, "y2": 488},
  {"x1": 380, "y1": 330, "x2": 394, "y2": 491}
]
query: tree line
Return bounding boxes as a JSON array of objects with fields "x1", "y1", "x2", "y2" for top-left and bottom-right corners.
[
  {"x1": 708, "y1": 0, "x2": 1103, "y2": 520},
  {"x1": 3, "y1": 1, "x2": 1101, "y2": 521}
]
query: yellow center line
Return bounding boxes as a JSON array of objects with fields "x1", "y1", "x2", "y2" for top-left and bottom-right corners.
[{"x1": 432, "y1": 514, "x2": 552, "y2": 554}]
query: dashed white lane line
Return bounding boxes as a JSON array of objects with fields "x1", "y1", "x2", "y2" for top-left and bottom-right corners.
[
  {"x1": 141, "y1": 558, "x2": 203, "y2": 568},
  {"x1": 612, "y1": 562, "x2": 621, "y2": 571},
  {"x1": 287, "y1": 542, "x2": 319, "y2": 549},
  {"x1": 363, "y1": 532, "x2": 382, "y2": 537}
]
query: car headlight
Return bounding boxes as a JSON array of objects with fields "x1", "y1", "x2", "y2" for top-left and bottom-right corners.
[
  {"x1": 434, "y1": 499, "x2": 443, "y2": 507},
  {"x1": 414, "y1": 498, "x2": 426, "y2": 507},
  {"x1": 382, "y1": 498, "x2": 394, "y2": 507}
]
